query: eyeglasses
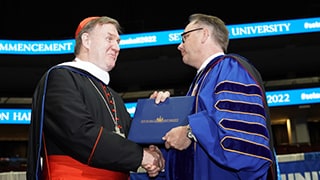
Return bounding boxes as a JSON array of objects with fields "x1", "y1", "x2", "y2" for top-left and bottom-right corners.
[{"x1": 181, "y1": 28, "x2": 203, "y2": 43}]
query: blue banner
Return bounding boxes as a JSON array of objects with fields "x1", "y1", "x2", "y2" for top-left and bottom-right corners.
[
  {"x1": 1, "y1": 87, "x2": 320, "y2": 124},
  {"x1": 0, "y1": 108, "x2": 31, "y2": 124},
  {"x1": 278, "y1": 152, "x2": 320, "y2": 180},
  {"x1": 266, "y1": 87, "x2": 320, "y2": 107},
  {"x1": 1, "y1": 17, "x2": 319, "y2": 55}
]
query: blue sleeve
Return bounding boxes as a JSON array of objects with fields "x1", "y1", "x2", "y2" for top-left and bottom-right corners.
[{"x1": 189, "y1": 56, "x2": 273, "y2": 173}]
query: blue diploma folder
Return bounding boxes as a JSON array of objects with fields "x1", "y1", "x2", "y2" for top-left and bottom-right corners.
[{"x1": 128, "y1": 96, "x2": 195, "y2": 144}]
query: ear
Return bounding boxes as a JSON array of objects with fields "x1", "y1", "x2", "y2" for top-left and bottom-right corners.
[
  {"x1": 201, "y1": 28, "x2": 209, "y2": 43},
  {"x1": 81, "y1": 32, "x2": 90, "y2": 49}
]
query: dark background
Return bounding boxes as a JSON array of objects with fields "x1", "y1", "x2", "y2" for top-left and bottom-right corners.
[{"x1": 0, "y1": 1, "x2": 319, "y2": 98}]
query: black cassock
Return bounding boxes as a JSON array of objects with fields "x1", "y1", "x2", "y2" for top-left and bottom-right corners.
[{"x1": 27, "y1": 64, "x2": 143, "y2": 179}]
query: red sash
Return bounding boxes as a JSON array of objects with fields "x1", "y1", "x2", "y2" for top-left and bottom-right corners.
[{"x1": 43, "y1": 155, "x2": 129, "y2": 180}]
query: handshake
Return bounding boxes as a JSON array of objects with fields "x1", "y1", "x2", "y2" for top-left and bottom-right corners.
[{"x1": 140, "y1": 145, "x2": 165, "y2": 177}]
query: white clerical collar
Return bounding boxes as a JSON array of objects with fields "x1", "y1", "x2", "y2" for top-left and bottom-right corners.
[
  {"x1": 58, "y1": 58, "x2": 110, "y2": 85},
  {"x1": 198, "y1": 52, "x2": 225, "y2": 74}
]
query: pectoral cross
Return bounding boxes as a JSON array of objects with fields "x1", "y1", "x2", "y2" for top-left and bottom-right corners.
[{"x1": 114, "y1": 126, "x2": 125, "y2": 138}]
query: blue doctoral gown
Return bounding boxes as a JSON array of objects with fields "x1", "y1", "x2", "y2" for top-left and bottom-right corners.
[{"x1": 167, "y1": 54, "x2": 276, "y2": 180}]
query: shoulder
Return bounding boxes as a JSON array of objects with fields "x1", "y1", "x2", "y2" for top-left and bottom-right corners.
[
  {"x1": 46, "y1": 65, "x2": 91, "y2": 79},
  {"x1": 224, "y1": 53, "x2": 255, "y2": 67}
]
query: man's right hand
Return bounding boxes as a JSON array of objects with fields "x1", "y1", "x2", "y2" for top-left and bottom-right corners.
[{"x1": 141, "y1": 145, "x2": 165, "y2": 177}]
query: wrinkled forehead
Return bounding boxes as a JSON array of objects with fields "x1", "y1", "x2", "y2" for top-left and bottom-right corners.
[
  {"x1": 185, "y1": 22, "x2": 200, "y2": 31},
  {"x1": 92, "y1": 23, "x2": 119, "y2": 36},
  {"x1": 185, "y1": 21, "x2": 199, "y2": 29}
]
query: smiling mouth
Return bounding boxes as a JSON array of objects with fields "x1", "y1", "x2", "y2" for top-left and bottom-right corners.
[{"x1": 108, "y1": 54, "x2": 116, "y2": 59}]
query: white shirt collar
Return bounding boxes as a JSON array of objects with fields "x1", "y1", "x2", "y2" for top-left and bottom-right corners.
[{"x1": 58, "y1": 58, "x2": 110, "y2": 85}]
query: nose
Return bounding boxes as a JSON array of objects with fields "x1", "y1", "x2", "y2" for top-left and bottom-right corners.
[
  {"x1": 177, "y1": 43, "x2": 183, "y2": 51},
  {"x1": 112, "y1": 41, "x2": 120, "y2": 51}
]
